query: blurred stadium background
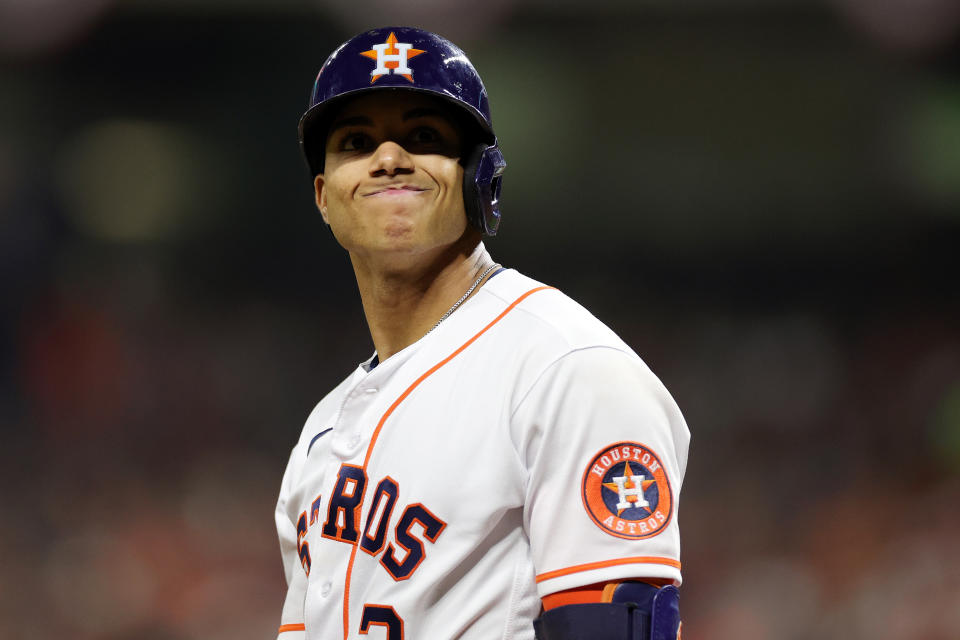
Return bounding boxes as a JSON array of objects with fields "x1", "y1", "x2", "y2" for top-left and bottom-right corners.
[{"x1": 1, "y1": 0, "x2": 959, "y2": 638}]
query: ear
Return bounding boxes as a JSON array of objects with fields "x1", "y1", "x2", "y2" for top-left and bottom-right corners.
[{"x1": 314, "y1": 174, "x2": 329, "y2": 224}]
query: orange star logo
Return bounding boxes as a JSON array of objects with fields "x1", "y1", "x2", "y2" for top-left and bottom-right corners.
[
  {"x1": 360, "y1": 32, "x2": 426, "y2": 84},
  {"x1": 602, "y1": 461, "x2": 655, "y2": 516}
]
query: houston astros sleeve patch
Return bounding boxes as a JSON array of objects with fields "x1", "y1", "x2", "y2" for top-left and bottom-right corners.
[{"x1": 581, "y1": 442, "x2": 673, "y2": 539}]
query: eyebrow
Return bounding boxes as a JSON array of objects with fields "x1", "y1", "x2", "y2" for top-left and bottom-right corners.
[
  {"x1": 328, "y1": 115, "x2": 373, "y2": 135},
  {"x1": 328, "y1": 107, "x2": 453, "y2": 136},
  {"x1": 402, "y1": 107, "x2": 451, "y2": 122}
]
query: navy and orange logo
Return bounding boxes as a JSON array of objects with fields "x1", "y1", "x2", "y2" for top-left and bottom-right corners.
[
  {"x1": 360, "y1": 32, "x2": 426, "y2": 84},
  {"x1": 581, "y1": 442, "x2": 673, "y2": 539}
]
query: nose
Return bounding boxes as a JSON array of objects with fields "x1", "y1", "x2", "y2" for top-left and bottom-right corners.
[{"x1": 369, "y1": 140, "x2": 414, "y2": 177}]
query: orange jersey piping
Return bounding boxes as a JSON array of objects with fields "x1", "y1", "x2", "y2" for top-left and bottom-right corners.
[
  {"x1": 341, "y1": 285, "x2": 555, "y2": 639},
  {"x1": 278, "y1": 623, "x2": 306, "y2": 633},
  {"x1": 536, "y1": 556, "x2": 681, "y2": 583}
]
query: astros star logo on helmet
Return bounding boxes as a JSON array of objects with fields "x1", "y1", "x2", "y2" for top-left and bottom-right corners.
[
  {"x1": 581, "y1": 441, "x2": 673, "y2": 539},
  {"x1": 360, "y1": 32, "x2": 426, "y2": 83}
]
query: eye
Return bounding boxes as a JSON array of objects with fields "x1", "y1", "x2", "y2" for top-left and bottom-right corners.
[
  {"x1": 340, "y1": 132, "x2": 373, "y2": 152},
  {"x1": 408, "y1": 126, "x2": 441, "y2": 145}
]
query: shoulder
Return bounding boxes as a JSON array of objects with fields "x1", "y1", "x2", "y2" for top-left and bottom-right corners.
[
  {"x1": 474, "y1": 270, "x2": 677, "y2": 423},
  {"x1": 478, "y1": 269, "x2": 630, "y2": 356},
  {"x1": 479, "y1": 269, "x2": 687, "y2": 416}
]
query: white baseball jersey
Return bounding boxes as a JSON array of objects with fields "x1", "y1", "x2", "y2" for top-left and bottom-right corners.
[{"x1": 275, "y1": 269, "x2": 690, "y2": 640}]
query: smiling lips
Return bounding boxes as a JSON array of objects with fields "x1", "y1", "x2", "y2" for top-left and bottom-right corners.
[{"x1": 363, "y1": 185, "x2": 428, "y2": 197}]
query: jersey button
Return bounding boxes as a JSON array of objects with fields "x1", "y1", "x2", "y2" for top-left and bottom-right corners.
[
  {"x1": 365, "y1": 387, "x2": 378, "y2": 394},
  {"x1": 332, "y1": 431, "x2": 365, "y2": 458},
  {"x1": 321, "y1": 581, "x2": 332, "y2": 597}
]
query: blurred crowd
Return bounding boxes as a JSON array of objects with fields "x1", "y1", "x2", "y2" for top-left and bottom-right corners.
[{"x1": 2, "y1": 1, "x2": 959, "y2": 639}]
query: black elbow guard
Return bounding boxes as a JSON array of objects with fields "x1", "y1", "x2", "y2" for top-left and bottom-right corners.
[{"x1": 533, "y1": 583, "x2": 681, "y2": 640}]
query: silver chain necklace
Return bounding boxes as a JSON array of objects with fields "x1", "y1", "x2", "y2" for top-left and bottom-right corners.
[{"x1": 429, "y1": 263, "x2": 500, "y2": 333}]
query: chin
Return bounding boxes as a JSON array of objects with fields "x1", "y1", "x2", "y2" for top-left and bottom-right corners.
[{"x1": 382, "y1": 217, "x2": 416, "y2": 239}]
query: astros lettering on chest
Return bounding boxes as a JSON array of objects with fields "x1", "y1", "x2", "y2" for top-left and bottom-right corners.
[
  {"x1": 292, "y1": 357, "x2": 489, "y2": 587},
  {"x1": 294, "y1": 457, "x2": 447, "y2": 582}
]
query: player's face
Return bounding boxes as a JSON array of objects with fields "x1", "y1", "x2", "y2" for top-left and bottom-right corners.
[{"x1": 315, "y1": 92, "x2": 472, "y2": 264}]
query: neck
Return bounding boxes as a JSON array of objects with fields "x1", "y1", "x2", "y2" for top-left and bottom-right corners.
[{"x1": 350, "y1": 236, "x2": 496, "y2": 362}]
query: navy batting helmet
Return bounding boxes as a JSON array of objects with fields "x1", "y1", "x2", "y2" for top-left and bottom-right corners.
[{"x1": 298, "y1": 26, "x2": 506, "y2": 236}]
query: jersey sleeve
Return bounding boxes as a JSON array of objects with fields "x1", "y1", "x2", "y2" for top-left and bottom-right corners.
[
  {"x1": 275, "y1": 446, "x2": 307, "y2": 640},
  {"x1": 512, "y1": 346, "x2": 690, "y2": 597}
]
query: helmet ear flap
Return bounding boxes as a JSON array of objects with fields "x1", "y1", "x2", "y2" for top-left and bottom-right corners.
[{"x1": 463, "y1": 143, "x2": 506, "y2": 236}]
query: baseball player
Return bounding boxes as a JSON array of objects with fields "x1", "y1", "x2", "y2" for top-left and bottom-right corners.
[{"x1": 275, "y1": 27, "x2": 689, "y2": 640}]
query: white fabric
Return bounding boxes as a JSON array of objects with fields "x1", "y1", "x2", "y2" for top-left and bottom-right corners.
[{"x1": 275, "y1": 269, "x2": 690, "y2": 640}]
